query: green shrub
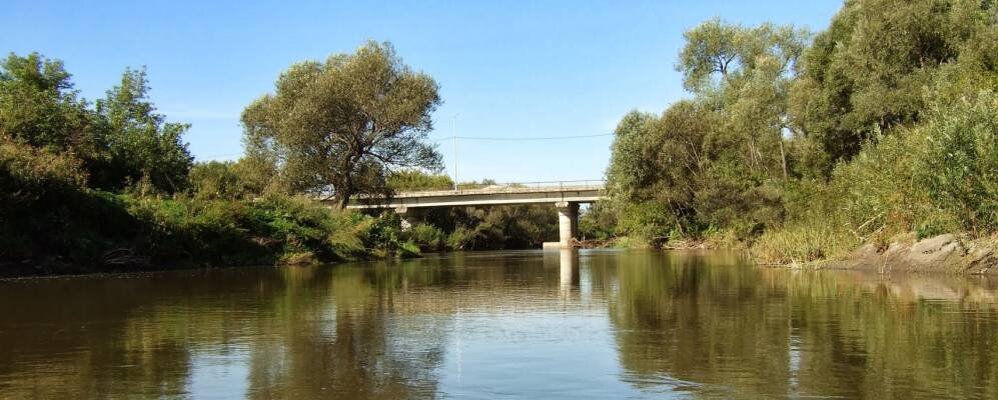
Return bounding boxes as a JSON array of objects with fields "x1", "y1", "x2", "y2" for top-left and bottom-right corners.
[
  {"x1": 446, "y1": 226, "x2": 481, "y2": 250},
  {"x1": 360, "y1": 211, "x2": 420, "y2": 258},
  {"x1": 918, "y1": 92, "x2": 998, "y2": 235},
  {"x1": 387, "y1": 170, "x2": 454, "y2": 191},
  {"x1": 754, "y1": 92, "x2": 998, "y2": 263},
  {"x1": 0, "y1": 140, "x2": 88, "y2": 200},
  {"x1": 406, "y1": 223, "x2": 445, "y2": 252}
]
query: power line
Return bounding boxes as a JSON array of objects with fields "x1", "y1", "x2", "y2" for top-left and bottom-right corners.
[
  {"x1": 198, "y1": 133, "x2": 614, "y2": 159},
  {"x1": 432, "y1": 133, "x2": 614, "y2": 142},
  {"x1": 199, "y1": 152, "x2": 244, "y2": 159}
]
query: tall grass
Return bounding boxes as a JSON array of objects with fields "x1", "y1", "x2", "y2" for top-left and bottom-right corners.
[{"x1": 753, "y1": 92, "x2": 996, "y2": 264}]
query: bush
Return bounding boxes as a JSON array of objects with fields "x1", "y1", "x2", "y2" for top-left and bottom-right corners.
[
  {"x1": 361, "y1": 211, "x2": 420, "y2": 258},
  {"x1": 406, "y1": 224, "x2": 445, "y2": 252},
  {"x1": 918, "y1": 92, "x2": 998, "y2": 235},
  {"x1": 0, "y1": 140, "x2": 88, "y2": 201},
  {"x1": 387, "y1": 170, "x2": 454, "y2": 191},
  {"x1": 753, "y1": 92, "x2": 997, "y2": 263},
  {"x1": 0, "y1": 141, "x2": 111, "y2": 269}
]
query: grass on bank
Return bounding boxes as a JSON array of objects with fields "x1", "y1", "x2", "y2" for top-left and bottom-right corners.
[{"x1": 752, "y1": 92, "x2": 997, "y2": 264}]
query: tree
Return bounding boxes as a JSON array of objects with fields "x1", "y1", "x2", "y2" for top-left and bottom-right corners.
[
  {"x1": 0, "y1": 52, "x2": 96, "y2": 153},
  {"x1": 188, "y1": 157, "x2": 277, "y2": 200},
  {"x1": 789, "y1": 0, "x2": 997, "y2": 175},
  {"x1": 242, "y1": 41, "x2": 442, "y2": 208},
  {"x1": 386, "y1": 169, "x2": 454, "y2": 192},
  {"x1": 94, "y1": 68, "x2": 193, "y2": 193},
  {"x1": 678, "y1": 20, "x2": 809, "y2": 179}
]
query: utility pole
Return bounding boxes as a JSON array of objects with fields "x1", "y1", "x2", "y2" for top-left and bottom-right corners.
[{"x1": 452, "y1": 114, "x2": 459, "y2": 191}]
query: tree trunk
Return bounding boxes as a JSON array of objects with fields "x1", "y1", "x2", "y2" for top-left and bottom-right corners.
[
  {"x1": 333, "y1": 191, "x2": 352, "y2": 209},
  {"x1": 778, "y1": 136, "x2": 788, "y2": 180}
]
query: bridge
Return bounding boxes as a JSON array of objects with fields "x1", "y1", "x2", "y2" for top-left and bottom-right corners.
[{"x1": 342, "y1": 180, "x2": 605, "y2": 248}]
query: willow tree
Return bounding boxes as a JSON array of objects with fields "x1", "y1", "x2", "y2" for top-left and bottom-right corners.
[
  {"x1": 789, "y1": 0, "x2": 997, "y2": 176},
  {"x1": 242, "y1": 41, "x2": 442, "y2": 208},
  {"x1": 678, "y1": 19, "x2": 809, "y2": 180}
]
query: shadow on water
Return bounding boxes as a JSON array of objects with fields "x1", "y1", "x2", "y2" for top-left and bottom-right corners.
[{"x1": 0, "y1": 250, "x2": 996, "y2": 398}]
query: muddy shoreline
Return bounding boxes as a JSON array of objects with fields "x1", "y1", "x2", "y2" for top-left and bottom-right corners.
[{"x1": 821, "y1": 234, "x2": 998, "y2": 275}]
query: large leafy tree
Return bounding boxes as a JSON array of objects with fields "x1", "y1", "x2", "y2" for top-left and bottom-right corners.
[
  {"x1": 1, "y1": 53, "x2": 193, "y2": 193},
  {"x1": 0, "y1": 53, "x2": 96, "y2": 153},
  {"x1": 94, "y1": 68, "x2": 193, "y2": 192},
  {"x1": 789, "y1": 0, "x2": 997, "y2": 175},
  {"x1": 242, "y1": 41, "x2": 442, "y2": 208},
  {"x1": 678, "y1": 19, "x2": 809, "y2": 179}
]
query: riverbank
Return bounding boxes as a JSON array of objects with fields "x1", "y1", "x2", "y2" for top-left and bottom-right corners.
[
  {"x1": 826, "y1": 234, "x2": 998, "y2": 274},
  {"x1": 0, "y1": 189, "x2": 419, "y2": 278},
  {"x1": 585, "y1": 232, "x2": 998, "y2": 275}
]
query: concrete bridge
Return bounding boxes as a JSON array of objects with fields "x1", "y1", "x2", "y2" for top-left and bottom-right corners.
[{"x1": 343, "y1": 180, "x2": 605, "y2": 248}]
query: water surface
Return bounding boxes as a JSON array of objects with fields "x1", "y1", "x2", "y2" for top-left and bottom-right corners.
[{"x1": 1, "y1": 249, "x2": 997, "y2": 399}]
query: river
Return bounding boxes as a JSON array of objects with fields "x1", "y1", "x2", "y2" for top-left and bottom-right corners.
[{"x1": 1, "y1": 249, "x2": 996, "y2": 399}]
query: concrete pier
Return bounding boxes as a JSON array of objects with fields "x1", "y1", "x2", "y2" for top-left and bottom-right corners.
[{"x1": 543, "y1": 201, "x2": 579, "y2": 249}]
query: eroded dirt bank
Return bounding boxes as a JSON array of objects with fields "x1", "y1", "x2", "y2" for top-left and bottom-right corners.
[{"x1": 830, "y1": 234, "x2": 998, "y2": 274}]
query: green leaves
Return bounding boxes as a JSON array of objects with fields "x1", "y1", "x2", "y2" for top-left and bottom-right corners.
[
  {"x1": 0, "y1": 53, "x2": 193, "y2": 194},
  {"x1": 918, "y1": 92, "x2": 998, "y2": 234},
  {"x1": 242, "y1": 41, "x2": 443, "y2": 207},
  {"x1": 94, "y1": 68, "x2": 193, "y2": 193},
  {"x1": 0, "y1": 53, "x2": 92, "y2": 151}
]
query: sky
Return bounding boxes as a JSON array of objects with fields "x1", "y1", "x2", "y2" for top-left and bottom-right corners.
[{"x1": 3, "y1": 0, "x2": 843, "y2": 183}]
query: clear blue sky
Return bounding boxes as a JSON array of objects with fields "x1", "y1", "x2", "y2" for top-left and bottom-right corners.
[{"x1": 4, "y1": 0, "x2": 842, "y2": 183}]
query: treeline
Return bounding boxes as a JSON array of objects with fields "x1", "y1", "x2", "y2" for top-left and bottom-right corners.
[
  {"x1": 1, "y1": 40, "x2": 568, "y2": 276},
  {"x1": 599, "y1": 0, "x2": 997, "y2": 262},
  {"x1": 0, "y1": 43, "x2": 458, "y2": 275}
]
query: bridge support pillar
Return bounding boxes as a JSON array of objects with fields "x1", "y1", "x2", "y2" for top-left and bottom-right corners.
[{"x1": 544, "y1": 201, "x2": 578, "y2": 249}]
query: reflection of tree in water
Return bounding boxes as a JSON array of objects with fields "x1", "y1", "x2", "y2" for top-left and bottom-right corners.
[
  {"x1": 246, "y1": 265, "x2": 450, "y2": 399},
  {"x1": 0, "y1": 265, "x2": 453, "y2": 399},
  {"x1": 0, "y1": 272, "x2": 240, "y2": 398},
  {"x1": 598, "y1": 251, "x2": 998, "y2": 399}
]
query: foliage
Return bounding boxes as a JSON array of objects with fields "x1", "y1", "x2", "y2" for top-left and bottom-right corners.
[
  {"x1": 405, "y1": 223, "x2": 446, "y2": 252},
  {"x1": 0, "y1": 46, "x2": 441, "y2": 275},
  {"x1": 437, "y1": 205, "x2": 559, "y2": 250},
  {"x1": 579, "y1": 203, "x2": 617, "y2": 240},
  {"x1": 0, "y1": 53, "x2": 95, "y2": 152},
  {"x1": 0, "y1": 179, "x2": 404, "y2": 274},
  {"x1": 605, "y1": 0, "x2": 998, "y2": 260},
  {"x1": 188, "y1": 157, "x2": 275, "y2": 200},
  {"x1": 789, "y1": 0, "x2": 998, "y2": 175},
  {"x1": 92, "y1": 68, "x2": 193, "y2": 192},
  {"x1": 360, "y1": 211, "x2": 420, "y2": 258},
  {"x1": 753, "y1": 93, "x2": 996, "y2": 263},
  {"x1": 917, "y1": 92, "x2": 998, "y2": 235},
  {"x1": 386, "y1": 169, "x2": 454, "y2": 191},
  {"x1": 0, "y1": 53, "x2": 193, "y2": 193},
  {"x1": 0, "y1": 139, "x2": 88, "y2": 199},
  {"x1": 0, "y1": 140, "x2": 98, "y2": 268},
  {"x1": 242, "y1": 41, "x2": 443, "y2": 208}
]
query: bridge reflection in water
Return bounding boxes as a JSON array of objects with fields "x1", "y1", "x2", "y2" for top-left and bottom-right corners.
[
  {"x1": 1, "y1": 250, "x2": 998, "y2": 398},
  {"x1": 546, "y1": 248, "x2": 580, "y2": 296}
]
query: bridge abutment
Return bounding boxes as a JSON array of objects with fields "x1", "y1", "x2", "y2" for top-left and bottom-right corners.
[{"x1": 543, "y1": 201, "x2": 579, "y2": 249}]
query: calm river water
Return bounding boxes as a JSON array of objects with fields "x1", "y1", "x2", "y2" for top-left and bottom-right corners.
[{"x1": 1, "y1": 249, "x2": 997, "y2": 399}]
